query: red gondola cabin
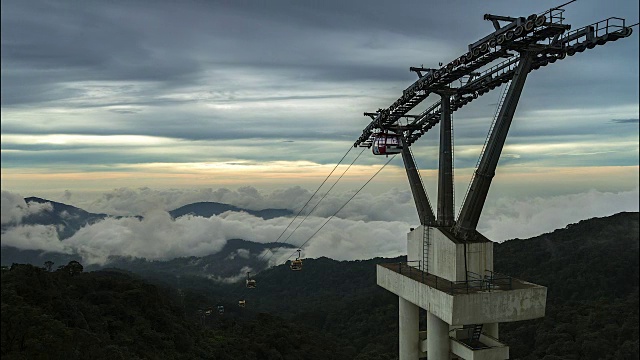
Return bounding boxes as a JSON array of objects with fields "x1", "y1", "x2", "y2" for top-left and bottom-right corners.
[{"x1": 372, "y1": 133, "x2": 402, "y2": 155}]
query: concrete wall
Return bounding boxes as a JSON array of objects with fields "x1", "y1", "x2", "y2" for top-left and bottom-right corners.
[
  {"x1": 451, "y1": 286, "x2": 547, "y2": 325},
  {"x1": 407, "y1": 226, "x2": 423, "y2": 269},
  {"x1": 455, "y1": 241, "x2": 494, "y2": 281},
  {"x1": 431, "y1": 228, "x2": 458, "y2": 281},
  {"x1": 407, "y1": 227, "x2": 494, "y2": 282}
]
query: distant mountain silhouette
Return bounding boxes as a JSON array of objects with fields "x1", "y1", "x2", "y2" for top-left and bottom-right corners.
[
  {"x1": 17, "y1": 197, "x2": 110, "y2": 239},
  {"x1": 1, "y1": 197, "x2": 294, "y2": 268},
  {"x1": 169, "y1": 201, "x2": 292, "y2": 220}
]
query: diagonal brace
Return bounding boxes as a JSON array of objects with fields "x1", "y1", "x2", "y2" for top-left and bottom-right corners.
[
  {"x1": 400, "y1": 137, "x2": 436, "y2": 226},
  {"x1": 455, "y1": 51, "x2": 535, "y2": 238}
]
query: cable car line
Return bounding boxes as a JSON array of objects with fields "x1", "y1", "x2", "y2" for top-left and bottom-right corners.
[
  {"x1": 231, "y1": 154, "x2": 397, "y2": 306},
  {"x1": 252, "y1": 146, "x2": 355, "y2": 266},
  {"x1": 277, "y1": 147, "x2": 366, "y2": 248},
  {"x1": 226, "y1": 144, "x2": 358, "y2": 303},
  {"x1": 259, "y1": 150, "x2": 391, "y2": 269},
  {"x1": 283, "y1": 154, "x2": 398, "y2": 260}
]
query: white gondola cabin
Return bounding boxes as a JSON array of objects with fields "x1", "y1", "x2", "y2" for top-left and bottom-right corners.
[
  {"x1": 217, "y1": 305, "x2": 224, "y2": 315},
  {"x1": 372, "y1": 132, "x2": 402, "y2": 155},
  {"x1": 238, "y1": 300, "x2": 246, "y2": 307}
]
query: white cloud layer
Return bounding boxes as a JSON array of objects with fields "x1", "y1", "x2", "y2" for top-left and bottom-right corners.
[
  {"x1": 1, "y1": 187, "x2": 638, "y2": 266},
  {"x1": 1, "y1": 224, "x2": 69, "y2": 253},
  {"x1": 479, "y1": 188, "x2": 640, "y2": 240}
]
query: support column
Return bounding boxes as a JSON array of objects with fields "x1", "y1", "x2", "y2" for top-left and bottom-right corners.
[
  {"x1": 437, "y1": 92, "x2": 454, "y2": 227},
  {"x1": 483, "y1": 323, "x2": 499, "y2": 339},
  {"x1": 427, "y1": 311, "x2": 450, "y2": 360},
  {"x1": 399, "y1": 297, "x2": 420, "y2": 360}
]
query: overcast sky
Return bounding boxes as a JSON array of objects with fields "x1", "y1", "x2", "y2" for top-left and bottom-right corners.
[{"x1": 1, "y1": 0, "x2": 639, "y2": 262}]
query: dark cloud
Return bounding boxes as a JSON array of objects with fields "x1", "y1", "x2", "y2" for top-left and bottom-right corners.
[
  {"x1": 1, "y1": 0, "x2": 638, "y2": 186},
  {"x1": 612, "y1": 118, "x2": 639, "y2": 124}
]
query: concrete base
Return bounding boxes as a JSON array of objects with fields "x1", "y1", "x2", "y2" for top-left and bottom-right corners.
[
  {"x1": 450, "y1": 333, "x2": 509, "y2": 360},
  {"x1": 419, "y1": 332, "x2": 509, "y2": 360}
]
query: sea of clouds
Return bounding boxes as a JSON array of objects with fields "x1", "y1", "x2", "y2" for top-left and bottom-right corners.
[{"x1": 1, "y1": 186, "x2": 638, "y2": 267}]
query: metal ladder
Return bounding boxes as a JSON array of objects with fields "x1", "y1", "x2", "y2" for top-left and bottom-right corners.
[
  {"x1": 471, "y1": 324, "x2": 483, "y2": 342},
  {"x1": 422, "y1": 226, "x2": 430, "y2": 273}
]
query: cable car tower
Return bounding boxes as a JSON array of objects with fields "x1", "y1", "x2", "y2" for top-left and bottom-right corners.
[{"x1": 355, "y1": 4, "x2": 635, "y2": 360}]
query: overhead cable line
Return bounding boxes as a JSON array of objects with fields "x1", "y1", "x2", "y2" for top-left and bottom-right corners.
[
  {"x1": 227, "y1": 144, "x2": 358, "y2": 301},
  {"x1": 233, "y1": 154, "x2": 398, "y2": 304},
  {"x1": 283, "y1": 154, "x2": 398, "y2": 261},
  {"x1": 277, "y1": 147, "x2": 366, "y2": 247},
  {"x1": 247, "y1": 147, "x2": 368, "y2": 276},
  {"x1": 252, "y1": 146, "x2": 355, "y2": 266}
]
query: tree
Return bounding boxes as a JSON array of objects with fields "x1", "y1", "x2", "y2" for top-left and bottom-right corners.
[
  {"x1": 44, "y1": 261, "x2": 54, "y2": 272},
  {"x1": 66, "y1": 261, "x2": 83, "y2": 276}
]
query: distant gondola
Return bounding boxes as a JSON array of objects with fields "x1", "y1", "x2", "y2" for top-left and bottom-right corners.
[
  {"x1": 246, "y1": 272, "x2": 256, "y2": 289},
  {"x1": 290, "y1": 249, "x2": 303, "y2": 271}
]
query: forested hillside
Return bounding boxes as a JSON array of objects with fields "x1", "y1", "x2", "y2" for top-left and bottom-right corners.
[
  {"x1": 496, "y1": 211, "x2": 639, "y2": 359},
  {"x1": 2, "y1": 212, "x2": 638, "y2": 359},
  {"x1": 1, "y1": 264, "x2": 354, "y2": 359}
]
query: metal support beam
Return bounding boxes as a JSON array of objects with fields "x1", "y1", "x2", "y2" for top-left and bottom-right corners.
[
  {"x1": 455, "y1": 51, "x2": 535, "y2": 238},
  {"x1": 401, "y1": 137, "x2": 436, "y2": 226},
  {"x1": 437, "y1": 92, "x2": 455, "y2": 227}
]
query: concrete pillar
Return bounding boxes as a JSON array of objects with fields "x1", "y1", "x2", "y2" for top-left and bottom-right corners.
[
  {"x1": 483, "y1": 322, "x2": 499, "y2": 339},
  {"x1": 427, "y1": 311, "x2": 450, "y2": 360},
  {"x1": 399, "y1": 297, "x2": 420, "y2": 360}
]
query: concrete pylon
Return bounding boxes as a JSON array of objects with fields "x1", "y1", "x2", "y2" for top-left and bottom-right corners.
[
  {"x1": 399, "y1": 297, "x2": 420, "y2": 360},
  {"x1": 427, "y1": 311, "x2": 449, "y2": 360}
]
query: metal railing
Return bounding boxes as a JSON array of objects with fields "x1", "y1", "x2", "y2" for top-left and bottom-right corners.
[{"x1": 389, "y1": 262, "x2": 514, "y2": 294}]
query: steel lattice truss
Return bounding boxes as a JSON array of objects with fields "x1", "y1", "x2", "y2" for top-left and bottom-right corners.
[
  {"x1": 355, "y1": 7, "x2": 634, "y2": 148},
  {"x1": 354, "y1": 4, "x2": 636, "y2": 239}
]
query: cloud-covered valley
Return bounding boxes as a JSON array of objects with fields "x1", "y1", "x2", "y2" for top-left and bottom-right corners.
[{"x1": 1, "y1": 187, "x2": 638, "y2": 268}]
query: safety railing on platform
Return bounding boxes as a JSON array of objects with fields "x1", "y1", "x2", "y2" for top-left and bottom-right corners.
[{"x1": 390, "y1": 262, "x2": 514, "y2": 294}]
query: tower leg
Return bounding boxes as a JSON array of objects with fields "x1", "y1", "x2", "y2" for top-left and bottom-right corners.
[
  {"x1": 427, "y1": 311, "x2": 449, "y2": 360},
  {"x1": 399, "y1": 297, "x2": 420, "y2": 360},
  {"x1": 437, "y1": 92, "x2": 454, "y2": 227}
]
